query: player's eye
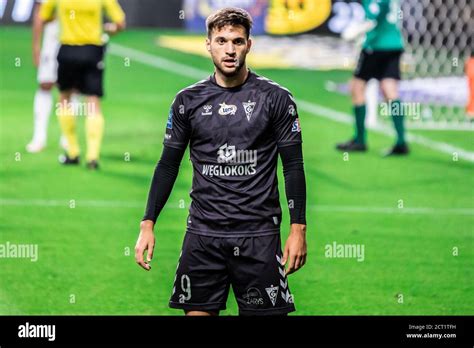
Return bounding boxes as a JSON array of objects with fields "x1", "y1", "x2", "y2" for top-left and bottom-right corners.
[
  {"x1": 216, "y1": 38, "x2": 225, "y2": 44},
  {"x1": 234, "y1": 39, "x2": 245, "y2": 45}
]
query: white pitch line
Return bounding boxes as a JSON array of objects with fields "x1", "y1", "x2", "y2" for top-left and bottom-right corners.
[
  {"x1": 310, "y1": 205, "x2": 474, "y2": 215},
  {"x1": 298, "y1": 101, "x2": 474, "y2": 162},
  {"x1": 109, "y1": 43, "x2": 206, "y2": 80},
  {"x1": 108, "y1": 42, "x2": 474, "y2": 162},
  {"x1": 0, "y1": 199, "x2": 472, "y2": 216},
  {"x1": 0, "y1": 198, "x2": 143, "y2": 208}
]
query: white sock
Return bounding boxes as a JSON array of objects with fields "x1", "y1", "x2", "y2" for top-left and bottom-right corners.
[{"x1": 31, "y1": 89, "x2": 53, "y2": 144}]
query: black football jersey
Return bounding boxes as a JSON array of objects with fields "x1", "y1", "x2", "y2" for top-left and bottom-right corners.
[{"x1": 164, "y1": 71, "x2": 302, "y2": 237}]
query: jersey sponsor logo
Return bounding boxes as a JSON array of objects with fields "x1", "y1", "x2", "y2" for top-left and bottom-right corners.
[
  {"x1": 242, "y1": 100, "x2": 256, "y2": 121},
  {"x1": 292, "y1": 118, "x2": 301, "y2": 132},
  {"x1": 218, "y1": 102, "x2": 237, "y2": 116},
  {"x1": 217, "y1": 143, "x2": 258, "y2": 165},
  {"x1": 265, "y1": 285, "x2": 279, "y2": 307},
  {"x1": 202, "y1": 163, "x2": 257, "y2": 177},
  {"x1": 217, "y1": 143, "x2": 236, "y2": 163},
  {"x1": 201, "y1": 104, "x2": 213, "y2": 115},
  {"x1": 243, "y1": 287, "x2": 264, "y2": 306},
  {"x1": 166, "y1": 110, "x2": 173, "y2": 129},
  {"x1": 202, "y1": 143, "x2": 258, "y2": 177}
]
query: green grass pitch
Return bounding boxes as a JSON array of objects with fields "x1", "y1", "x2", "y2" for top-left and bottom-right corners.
[{"x1": 0, "y1": 27, "x2": 473, "y2": 315}]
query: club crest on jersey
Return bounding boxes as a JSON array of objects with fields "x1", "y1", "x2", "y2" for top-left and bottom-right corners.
[
  {"x1": 201, "y1": 105, "x2": 212, "y2": 116},
  {"x1": 218, "y1": 103, "x2": 237, "y2": 116},
  {"x1": 242, "y1": 100, "x2": 256, "y2": 121},
  {"x1": 265, "y1": 285, "x2": 279, "y2": 307},
  {"x1": 292, "y1": 118, "x2": 301, "y2": 132}
]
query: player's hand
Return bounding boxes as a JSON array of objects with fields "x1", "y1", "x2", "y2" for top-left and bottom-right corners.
[
  {"x1": 282, "y1": 224, "x2": 307, "y2": 275},
  {"x1": 135, "y1": 220, "x2": 155, "y2": 271},
  {"x1": 104, "y1": 22, "x2": 118, "y2": 35},
  {"x1": 341, "y1": 20, "x2": 376, "y2": 41}
]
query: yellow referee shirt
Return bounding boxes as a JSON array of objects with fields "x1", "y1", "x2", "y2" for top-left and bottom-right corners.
[{"x1": 39, "y1": 0, "x2": 125, "y2": 46}]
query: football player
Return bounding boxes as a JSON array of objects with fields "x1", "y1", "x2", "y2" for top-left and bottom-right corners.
[
  {"x1": 38, "y1": 0, "x2": 125, "y2": 169},
  {"x1": 337, "y1": 0, "x2": 408, "y2": 155},
  {"x1": 135, "y1": 8, "x2": 308, "y2": 316}
]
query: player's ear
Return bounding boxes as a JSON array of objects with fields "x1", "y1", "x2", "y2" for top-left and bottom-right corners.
[
  {"x1": 246, "y1": 37, "x2": 252, "y2": 53},
  {"x1": 206, "y1": 37, "x2": 211, "y2": 52}
]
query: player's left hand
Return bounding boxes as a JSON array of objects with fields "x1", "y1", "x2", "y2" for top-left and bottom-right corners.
[
  {"x1": 282, "y1": 224, "x2": 307, "y2": 275},
  {"x1": 135, "y1": 220, "x2": 155, "y2": 271}
]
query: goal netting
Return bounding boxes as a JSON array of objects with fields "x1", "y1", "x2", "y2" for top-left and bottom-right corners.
[{"x1": 373, "y1": 0, "x2": 473, "y2": 130}]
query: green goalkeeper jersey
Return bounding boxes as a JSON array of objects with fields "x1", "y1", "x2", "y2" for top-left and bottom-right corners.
[{"x1": 363, "y1": 0, "x2": 405, "y2": 51}]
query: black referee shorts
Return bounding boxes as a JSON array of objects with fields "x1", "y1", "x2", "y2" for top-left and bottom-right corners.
[
  {"x1": 169, "y1": 232, "x2": 296, "y2": 316},
  {"x1": 354, "y1": 49, "x2": 403, "y2": 81},
  {"x1": 57, "y1": 44, "x2": 105, "y2": 97}
]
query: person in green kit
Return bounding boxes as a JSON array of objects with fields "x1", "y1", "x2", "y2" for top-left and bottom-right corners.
[{"x1": 336, "y1": 0, "x2": 408, "y2": 155}]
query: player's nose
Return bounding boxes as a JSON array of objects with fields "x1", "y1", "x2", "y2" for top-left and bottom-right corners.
[{"x1": 224, "y1": 42, "x2": 236, "y2": 55}]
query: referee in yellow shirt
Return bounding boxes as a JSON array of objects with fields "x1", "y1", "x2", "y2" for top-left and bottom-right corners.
[{"x1": 39, "y1": 0, "x2": 126, "y2": 169}]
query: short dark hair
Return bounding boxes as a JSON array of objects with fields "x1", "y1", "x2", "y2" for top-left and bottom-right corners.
[{"x1": 206, "y1": 7, "x2": 253, "y2": 39}]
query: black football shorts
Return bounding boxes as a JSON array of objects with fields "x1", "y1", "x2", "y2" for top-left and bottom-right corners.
[
  {"x1": 57, "y1": 44, "x2": 105, "y2": 97},
  {"x1": 169, "y1": 232, "x2": 296, "y2": 316},
  {"x1": 354, "y1": 49, "x2": 403, "y2": 81}
]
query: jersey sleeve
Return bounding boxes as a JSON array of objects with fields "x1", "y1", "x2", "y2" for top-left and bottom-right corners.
[
  {"x1": 163, "y1": 93, "x2": 191, "y2": 150},
  {"x1": 270, "y1": 89, "x2": 302, "y2": 148},
  {"x1": 38, "y1": 0, "x2": 56, "y2": 21},
  {"x1": 103, "y1": 0, "x2": 125, "y2": 24}
]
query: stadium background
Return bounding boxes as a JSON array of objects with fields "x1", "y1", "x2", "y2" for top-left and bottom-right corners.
[{"x1": 0, "y1": 0, "x2": 472, "y2": 315}]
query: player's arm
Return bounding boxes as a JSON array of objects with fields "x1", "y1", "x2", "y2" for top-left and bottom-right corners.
[
  {"x1": 103, "y1": 0, "x2": 126, "y2": 35},
  {"x1": 136, "y1": 146, "x2": 186, "y2": 271},
  {"x1": 279, "y1": 144, "x2": 307, "y2": 275},
  {"x1": 135, "y1": 94, "x2": 190, "y2": 271},
  {"x1": 33, "y1": 0, "x2": 55, "y2": 67},
  {"x1": 342, "y1": 0, "x2": 388, "y2": 41},
  {"x1": 32, "y1": 3, "x2": 42, "y2": 67},
  {"x1": 271, "y1": 90, "x2": 308, "y2": 275}
]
